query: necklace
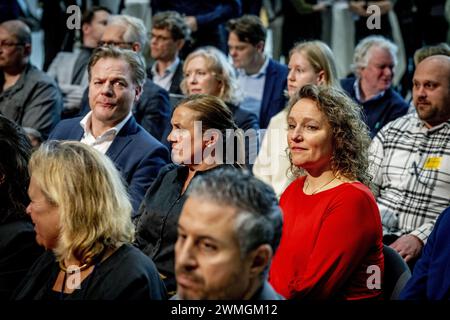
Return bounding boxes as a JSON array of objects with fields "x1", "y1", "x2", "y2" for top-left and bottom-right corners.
[
  {"x1": 305, "y1": 176, "x2": 337, "y2": 195},
  {"x1": 59, "y1": 260, "x2": 91, "y2": 274}
]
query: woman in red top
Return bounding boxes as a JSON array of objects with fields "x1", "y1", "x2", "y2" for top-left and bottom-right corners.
[{"x1": 269, "y1": 85, "x2": 384, "y2": 300}]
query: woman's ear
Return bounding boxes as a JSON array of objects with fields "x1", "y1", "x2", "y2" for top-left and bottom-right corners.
[{"x1": 317, "y1": 70, "x2": 326, "y2": 85}]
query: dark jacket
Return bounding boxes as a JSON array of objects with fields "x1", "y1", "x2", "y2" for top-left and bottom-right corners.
[
  {"x1": 12, "y1": 244, "x2": 167, "y2": 300},
  {"x1": 259, "y1": 59, "x2": 288, "y2": 129},
  {"x1": 0, "y1": 219, "x2": 43, "y2": 300},
  {"x1": 171, "y1": 281, "x2": 285, "y2": 300},
  {"x1": 147, "y1": 61, "x2": 184, "y2": 96},
  {"x1": 400, "y1": 207, "x2": 450, "y2": 300},
  {"x1": 340, "y1": 77, "x2": 409, "y2": 138},
  {"x1": 49, "y1": 116, "x2": 170, "y2": 215},
  {"x1": 0, "y1": 63, "x2": 63, "y2": 139},
  {"x1": 134, "y1": 164, "x2": 239, "y2": 294}
]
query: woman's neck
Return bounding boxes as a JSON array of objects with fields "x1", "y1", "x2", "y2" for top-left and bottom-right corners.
[
  {"x1": 304, "y1": 170, "x2": 341, "y2": 195},
  {"x1": 182, "y1": 161, "x2": 218, "y2": 194}
]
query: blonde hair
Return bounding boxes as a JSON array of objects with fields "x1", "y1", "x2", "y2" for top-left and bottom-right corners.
[
  {"x1": 289, "y1": 40, "x2": 340, "y2": 89},
  {"x1": 180, "y1": 46, "x2": 242, "y2": 105},
  {"x1": 29, "y1": 141, "x2": 134, "y2": 265}
]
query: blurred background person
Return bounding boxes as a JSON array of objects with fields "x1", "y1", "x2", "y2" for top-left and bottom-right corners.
[
  {"x1": 47, "y1": 6, "x2": 111, "y2": 118},
  {"x1": 174, "y1": 167, "x2": 283, "y2": 300},
  {"x1": 227, "y1": 14, "x2": 288, "y2": 129},
  {"x1": 151, "y1": 0, "x2": 241, "y2": 55},
  {"x1": 0, "y1": 20, "x2": 62, "y2": 140},
  {"x1": 181, "y1": 46, "x2": 260, "y2": 166},
  {"x1": 148, "y1": 11, "x2": 190, "y2": 97},
  {"x1": 269, "y1": 85, "x2": 384, "y2": 300},
  {"x1": 349, "y1": 1, "x2": 393, "y2": 43},
  {"x1": 0, "y1": 115, "x2": 43, "y2": 300},
  {"x1": 253, "y1": 40, "x2": 340, "y2": 198},
  {"x1": 13, "y1": 141, "x2": 167, "y2": 300},
  {"x1": 281, "y1": 0, "x2": 329, "y2": 59},
  {"x1": 341, "y1": 36, "x2": 408, "y2": 138},
  {"x1": 134, "y1": 94, "x2": 244, "y2": 295}
]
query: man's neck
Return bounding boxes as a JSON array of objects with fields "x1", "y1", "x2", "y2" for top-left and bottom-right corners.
[
  {"x1": 240, "y1": 278, "x2": 264, "y2": 300},
  {"x1": 83, "y1": 37, "x2": 98, "y2": 49},
  {"x1": 244, "y1": 54, "x2": 266, "y2": 75},
  {"x1": 155, "y1": 57, "x2": 177, "y2": 77},
  {"x1": 90, "y1": 116, "x2": 117, "y2": 138},
  {"x1": 359, "y1": 78, "x2": 383, "y2": 102},
  {"x1": 2, "y1": 64, "x2": 26, "y2": 90}
]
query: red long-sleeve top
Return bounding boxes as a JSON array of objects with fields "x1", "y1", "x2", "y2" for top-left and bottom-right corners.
[{"x1": 269, "y1": 177, "x2": 384, "y2": 300}]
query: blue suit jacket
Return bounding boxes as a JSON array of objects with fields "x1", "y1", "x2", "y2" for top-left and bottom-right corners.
[
  {"x1": 48, "y1": 116, "x2": 170, "y2": 216},
  {"x1": 259, "y1": 59, "x2": 288, "y2": 129},
  {"x1": 400, "y1": 207, "x2": 450, "y2": 300}
]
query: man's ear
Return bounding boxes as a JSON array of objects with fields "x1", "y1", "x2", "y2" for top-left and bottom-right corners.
[
  {"x1": 247, "y1": 244, "x2": 272, "y2": 278},
  {"x1": 82, "y1": 22, "x2": 91, "y2": 37},
  {"x1": 256, "y1": 41, "x2": 265, "y2": 54},
  {"x1": 132, "y1": 42, "x2": 141, "y2": 53},
  {"x1": 134, "y1": 85, "x2": 143, "y2": 102},
  {"x1": 23, "y1": 43, "x2": 32, "y2": 57},
  {"x1": 175, "y1": 39, "x2": 185, "y2": 51}
]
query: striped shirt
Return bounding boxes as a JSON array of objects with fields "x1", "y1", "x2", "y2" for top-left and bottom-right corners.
[{"x1": 369, "y1": 113, "x2": 450, "y2": 243}]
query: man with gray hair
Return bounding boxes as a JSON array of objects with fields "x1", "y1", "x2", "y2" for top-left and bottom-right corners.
[
  {"x1": 174, "y1": 167, "x2": 283, "y2": 300},
  {"x1": 0, "y1": 20, "x2": 62, "y2": 139},
  {"x1": 79, "y1": 14, "x2": 171, "y2": 142},
  {"x1": 49, "y1": 46, "x2": 169, "y2": 216},
  {"x1": 341, "y1": 35, "x2": 408, "y2": 138}
]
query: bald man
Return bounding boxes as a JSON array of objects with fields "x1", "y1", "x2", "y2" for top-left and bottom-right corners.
[
  {"x1": 0, "y1": 20, "x2": 62, "y2": 139},
  {"x1": 369, "y1": 55, "x2": 450, "y2": 266}
]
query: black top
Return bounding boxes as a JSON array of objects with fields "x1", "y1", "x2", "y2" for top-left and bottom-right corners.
[
  {"x1": 134, "y1": 163, "x2": 239, "y2": 293},
  {"x1": 0, "y1": 219, "x2": 43, "y2": 300},
  {"x1": 12, "y1": 244, "x2": 167, "y2": 300}
]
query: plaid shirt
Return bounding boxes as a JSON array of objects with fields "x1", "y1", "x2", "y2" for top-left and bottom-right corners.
[{"x1": 369, "y1": 113, "x2": 450, "y2": 243}]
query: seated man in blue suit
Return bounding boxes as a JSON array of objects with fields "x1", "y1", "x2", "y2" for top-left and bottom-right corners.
[
  {"x1": 227, "y1": 15, "x2": 288, "y2": 129},
  {"x1": 78, "y1": 15, "x2": 171, "y2": 143},
  {"x1": 400, "y1": 207, "x2": 450, "y2": 300},
  {"x1": 49, "y1": 46, "x2": 169, "y2": 217}
]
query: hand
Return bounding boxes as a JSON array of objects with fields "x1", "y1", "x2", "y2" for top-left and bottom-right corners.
[
  {"x1": 390, "y1": 234, "x2": 424, "y2": 262},
  {"x1": 313, "y1": 2, "x2": 328, "y2": 12},
  {"x1": 184, "y1": 16, "x2": 198, "y2": 32},
  {"x1": 349, "y1": 1, "x2": 368, "y2": 17}
]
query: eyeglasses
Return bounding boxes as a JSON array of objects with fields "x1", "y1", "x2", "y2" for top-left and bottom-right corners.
[
  {"x1": 0, "y1": 41, "x2": 24, "y2": 48},
  {"x1": 98, "y1": 41, "x2": 134, "y2": 48}
]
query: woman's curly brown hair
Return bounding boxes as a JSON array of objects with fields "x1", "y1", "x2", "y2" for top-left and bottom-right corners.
[{"x1": 287, "y1": 84, "x2": 373, "y2": 187}]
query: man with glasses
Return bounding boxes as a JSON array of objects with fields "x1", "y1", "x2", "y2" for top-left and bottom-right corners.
[
  {"x1": 79, "y1": 15, "x2": 171, "y2": 143},
  {"x1": 47, "y1": 6, "x2": 111, "y2": 118},
  {"x1": 369, "y1": 54, "x2": 450, "y2": 268},
  {"x1": 0, "y1": 20, "x2": 62, "y2": 139},
  {"x1": 341, "y1": 36, "x2": 409, "y2": 138},
  {"x1": 148, "y1": 11, "x2": 190, "y2": 97}
]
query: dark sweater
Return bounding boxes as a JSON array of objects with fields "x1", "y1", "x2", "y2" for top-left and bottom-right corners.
[{"x1": 341, "y1": 77, "x2": 408, "y2": 138}]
